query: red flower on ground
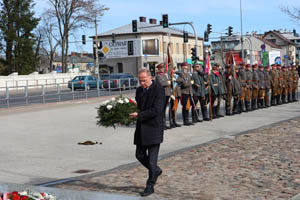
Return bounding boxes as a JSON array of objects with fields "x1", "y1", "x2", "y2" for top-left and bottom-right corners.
[
  {"x1": 128, "y1": 98, "x2": 136, "y2": 105},
  {"x1": 20, "y1": 196, "x2": 29, "y2": 200}
]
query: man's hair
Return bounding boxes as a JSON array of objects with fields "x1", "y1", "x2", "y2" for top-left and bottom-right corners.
[{"x1": 138, "y1": 68, "x2": 151, "y2": 76}]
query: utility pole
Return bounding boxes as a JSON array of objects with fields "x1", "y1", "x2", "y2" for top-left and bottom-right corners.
[
  {"x1": 94, "y1": 17, "x2": 99, "y2": 80},
  {"x1": 240, "y1": 0, "x2": 244, "y2": 61}
]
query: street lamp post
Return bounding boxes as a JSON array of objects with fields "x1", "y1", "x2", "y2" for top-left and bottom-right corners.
[{"x1": 240, "y1": 0, "x2": 244, "y2": 62}]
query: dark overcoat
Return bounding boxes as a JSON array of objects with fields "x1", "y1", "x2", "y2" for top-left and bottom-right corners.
[{"x1": 134, "y1": 81, "x2": 165, "y2": 146}]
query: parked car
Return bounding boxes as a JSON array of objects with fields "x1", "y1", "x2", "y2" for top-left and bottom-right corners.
[
  {"x1": 98, "y1": 74, "x2": 110, "y2": 89},
  {"x1": 68, "y1": 75, "x2": 100, "y2": 90},
  {"x1": 102, "y1": 73, "x2": 138, "y2": 90}
]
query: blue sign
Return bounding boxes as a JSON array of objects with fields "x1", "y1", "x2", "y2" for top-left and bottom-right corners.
[{"x1": 284, "y1": 55, "x2": 288, "y2": 59}]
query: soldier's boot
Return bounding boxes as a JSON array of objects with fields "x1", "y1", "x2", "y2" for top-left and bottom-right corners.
[
  {"x1": 245, "y1": 101, "x2": 251, "y2": 112},
  {"x1": 257, "y1": 99, "x2": 262, "y2": 109},
  {"x1": 277, "y1": 95, "x2": 282, "y2": 105},
  {"x1": 225, "y1": 104, "x2": 231, "y2": 116},
  {"x1": 237, "y1": 101, "x2": 242, "y2": 114},
  {"x1": 265, "y1": 96, "x2": 270, "y2": 107},
  {"x1": 251, "y1": 99, "x2": 256, "y2": 110},
  {"x1": 288, "y1": 94, "x2": 292, "y2": 103},
  {"x1": 187, "y1": 110, "x2": 194, "y2": 125},
  {"x1": 233, "y1": 103, "x2": 239, "y2": 115},
  {"x1": 163, "y1": 117, "x2": 171, "y2": 130},
  {"x1": 216, "y1": 106, "x2": 224, "y2": 118},
  {"x1": 211, "y1": 107, "x2": 217, "y2": 119},
  {"x1": 201, "y1": 105, "x2": 210, "y2": 121},
  {"x1": 182, "y1": 109, "x2": 190, "y2": 126},
  {"x1": 192, "y1": 109, "x2": 198, "y2": 123},
  {"x1": 171, "y1": 111, "x2": 181, "y2": 127},
  {"x1": 241, "y1": 100, "x2": 247, "y2": 112},
  {"x1": 271, "y1": 96, "x2": 276, "y2": 106},
  {"x1": 196, "y1": 109, "x2": 203, "y2": 122},
  {"x1": 281, "y1": 95, "x2": 286, "y2": 104},
  {"x1": 292, "y1": 92, "x2": 298, "y2": 102}
]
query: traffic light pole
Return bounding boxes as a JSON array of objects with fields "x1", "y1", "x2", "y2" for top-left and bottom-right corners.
[
  {"x1": 169, "y1": 22, "x2": 198, "y2": 56},
  {"x1": 94, "y1": 17, "x2": 99, "y2": 80}
]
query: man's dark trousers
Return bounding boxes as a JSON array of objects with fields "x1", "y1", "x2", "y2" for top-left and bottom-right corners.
[{"x1": 136, "y1": 144, "x2": 161, "y2": 186}]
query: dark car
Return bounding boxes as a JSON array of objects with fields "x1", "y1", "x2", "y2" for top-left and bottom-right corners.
[
  {"x1": 99, "y1": 74, "x2": 110, "y2": 89},
  {"x1": 68, "y1": 75, "x2": 100, "y2": 90},
  {"x1": 102, "y1": 73, "x2": 138, "y2": 89}
]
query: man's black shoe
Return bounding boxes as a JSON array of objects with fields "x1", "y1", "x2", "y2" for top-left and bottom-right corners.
[{"x1": 140, "y1": 186, "x2": 154, "y2": 197}]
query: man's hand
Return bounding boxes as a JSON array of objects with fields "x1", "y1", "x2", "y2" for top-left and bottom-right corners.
[{"x1": 129, "y1": 112, "x2": 138, "y2": 118}]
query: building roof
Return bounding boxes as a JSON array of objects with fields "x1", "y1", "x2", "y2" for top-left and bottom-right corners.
[
  {"x1": 256, "y1": 37, "x2": 281, "y2": 49},
  {"x1": 92, "y1": 22, "x2": 202, "y2": 40},
  {"x1": 281, "y1": 32, "x2": 300, "y2": 40},
  {"x1": 264, "y1": 31, "x2": 295, "y2": 45}
]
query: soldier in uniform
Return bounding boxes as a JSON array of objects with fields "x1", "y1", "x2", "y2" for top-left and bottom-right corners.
[
  {"x1": 155, "y1": 63, "x2": 171, "y2": 130},
  {"x1": 264, "y1": 65, "x2": 271, "y2": 107},
  {"x1": 224, "y1": 65, "x2": 233, "y2": 115},
  {"x1": 257, "y1": 64, "x2": 266, "y2": 108},
  {"x1": 238, "y1": 62, "x2": 247, "y2": 112},
  {"x1": 210, "y1": 64, "x2": 224, "y2": 119},
  {"x1": 292, "y1": 65, "x2": 299, "y2": 101},
  {"x1": 169, "y1": 66, "x2": 181, "y2": 128},
  {"x1": 216, "y1": 64, "x2": 225, "y2": 117},
  {"x1": 251, "y1": 64, "x2": 259, "y2": 110},
  {"x1": 245, "y1": 64, "x2": 253, "y2": 111},
  {"x1": 277, "y1": 64, "x2": 283, "y2": 105},
  {"x1": 281, "y1": 66, "x2": 288, "y2": 103},
  {"x1": 270, "y1": 64, "x2": 279, "y2": 106},
  {"x1": 287, "y1": 65, "x2": 293, "y2": 103},
  {"x1": 191, "y1": 64, "x2": 208, "y2": 122},
  {"x1": 232, "y1": 66, "x2": 242, "y2": 114},
  {"x1": 177, "y1": 62, "x2": 194, "y2": 126}
]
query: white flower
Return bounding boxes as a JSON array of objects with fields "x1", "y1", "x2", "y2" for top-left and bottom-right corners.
[
  {"x1": 111, "y1": 97, "x2": 116, "y2": 101},
  {"x1": 117, "y1": 99, "x2": 124, "y2": 104},
  {"x1": 19, "y1": 191, "x2": 28, "y2": 196},
  {"x1": 124, "y1": 98, "x2": 129, "y2": 103},
  {"x1": 107, "y1": 105, "x2": 113, "y2": 110},
  {"x1": 101, "y1": 100, "x2": 109, "y2": 105}
]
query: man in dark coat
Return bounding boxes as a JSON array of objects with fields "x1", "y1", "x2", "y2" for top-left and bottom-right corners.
[{"x1": 129, "y1": 69, "x2": 165, "y2": 197}]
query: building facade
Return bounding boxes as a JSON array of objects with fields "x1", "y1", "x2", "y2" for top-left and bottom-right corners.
[{"x1": 91, "y1": 17, "x2": 203, "y2": 76}]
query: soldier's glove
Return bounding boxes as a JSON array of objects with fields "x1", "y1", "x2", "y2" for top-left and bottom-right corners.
[
  {"x1": 170, "y1": 95, "x2": 175, "y2": 100},
  {"x1": 191, "y1": 80, "x2": 194, "y2": 84},
  {"x1": 168, "y1": 80, "x2": 171, "y2": 85}
]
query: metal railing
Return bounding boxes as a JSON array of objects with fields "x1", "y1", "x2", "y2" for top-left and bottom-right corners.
[{"x1": 0, "y1": 78, "x2": 138, "y2": 108}]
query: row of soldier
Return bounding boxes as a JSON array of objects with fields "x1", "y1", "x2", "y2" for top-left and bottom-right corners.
[{"x1": 155, "y1": 62, "x2": 299, "y2": 129}]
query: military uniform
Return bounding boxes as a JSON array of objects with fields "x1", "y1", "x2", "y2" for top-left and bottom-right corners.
[
  {"x1": 238, "y1": 65, "x2": 247, "y2": 112},
  {"x1": 224, "y1": 66, "x2": 233, "y2": 115},
  {"x1": 270, "y1": 64, "x2": 279, "y2": 105},
  {"x1": 287, "y1": 66, "x2": 293, "y2": 102},
  {"x1": 169, "y1": 68, "x2": 182, "y2": 128},
  {"x1": 281, "y1": 66, "x2": 288, "y2": 103},
  {"x1": 191, "y1": 66, "x2": 209, "y2": 122},
  {"x1": 232, "y1": 67, "x2": 242, "y2": 114},
  {"x1": 155, "y1": 64, "x2": 172, "y2": 130},
  {"x1": 252, "y1": 65, "x2": 259, "y2": 110},
  {"x1": 277, "y1": 65, "x2": 283, "y2": 105},
  {"x1": 210, "y1": 69, "x2": 223, "y2": 119},
  {"x1": 257, "y1": 65, "x2": 266, "y2": 108},
  {"x1": 292, "y1": 66, "x2": 299, "y2": 101},
  {"x1": 245, "y1": 65, "x2": 253, "y2": 111},
  {"x1": 177, "y1": 64, "x2": 193, "y2": 126},
  {"x1": 264, "y1": 66, "x2": 271, "y2": 107}
]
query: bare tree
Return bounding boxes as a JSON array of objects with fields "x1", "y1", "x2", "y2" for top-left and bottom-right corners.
[
  {"x1": 45, "y1": 0, "x2": 108, "y2": 73},
  {"x1": 281, "y1": 5, "x2": 300, "y2": 25}
]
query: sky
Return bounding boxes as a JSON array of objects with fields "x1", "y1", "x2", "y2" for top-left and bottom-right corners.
[{"x1": 34, "y1": 0, "x2": 300, "y2": 53}]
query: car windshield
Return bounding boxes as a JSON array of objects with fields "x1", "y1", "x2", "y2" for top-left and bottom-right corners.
[{"x1": 73, "y1": 76, "x2": 85, "y2": 81}]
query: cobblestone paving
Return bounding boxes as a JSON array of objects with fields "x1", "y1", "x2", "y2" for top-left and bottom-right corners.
[{"x1": 56, "y1": 118, "x2": 300, "y2": 200}]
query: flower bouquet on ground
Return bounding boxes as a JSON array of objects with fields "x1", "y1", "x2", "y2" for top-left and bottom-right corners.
[
  {"x1": 96, "y1": 95, "x2": 137, "y2": 128},
  {"x1": 0, "y1": 190, "x2": 55, "y2": 200}
]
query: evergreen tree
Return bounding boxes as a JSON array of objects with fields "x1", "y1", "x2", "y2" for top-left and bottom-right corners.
[{"x1": 0, "y1": 0, "x2": 39, "y2": 75}]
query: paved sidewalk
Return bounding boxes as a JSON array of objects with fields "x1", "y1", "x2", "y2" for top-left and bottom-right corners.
[{"x1": 0, "y1": 93, "x2": 299, "y2": 186}]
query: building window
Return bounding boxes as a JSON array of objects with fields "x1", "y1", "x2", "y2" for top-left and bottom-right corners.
[
  {"x1": 176, "y1": 43, "x2": 179, "y2": 54},
  {"x1": 267, "y1": 39, "x2": 276, "y2": 44},
  {"x1": 128, "y1": 41, "x2": 134, "y2": 55},
  {"x1": 142, "y1": 39, "x2": 159, "y2": 55},
  {"x1": 117, "y1": 63, "x2": 123, "y2": 73}
]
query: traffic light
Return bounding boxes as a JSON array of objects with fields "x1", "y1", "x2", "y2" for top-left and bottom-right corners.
[
  {"x1": 82, "y1": 35, "x2": 86, "y2": 45},
  {"x1": 207, "y1": 24, "x2": 212, "y2": 34},
  {"x1": 204, "y1": 31, "x2": 209, "y2": 42},
  {"x1": 191, "y1": 47, "x2": 197, "y2": 61},
  {"x1": 228, "y1": 26, "x2": 233, "y2": 36},
  {"x1": 183, "y1": 31, "x2": 188, "y2": 43},
  {"x1": 132, "y1": 20, "x2": 137, "y2": 32},
  {"x1": 162, "y1": 14, "x2": 168, "y2": 28},
  {"x1": 112, "y1": 33, "x2": 115, "y2": 43}
]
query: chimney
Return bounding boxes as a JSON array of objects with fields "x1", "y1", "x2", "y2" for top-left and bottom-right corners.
[
  {"x1": 293, "y1": 29, "x2": 296, "y2": 36},
  {"x1": 159, "y1": 21, "x2": 163, "y2": 26},
  {"x1": 149, "y1": 18, "x2": 157, "y2": 24},
  {"x1": 139, "y1": 16, "x2": 146, "y2": 23}
]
